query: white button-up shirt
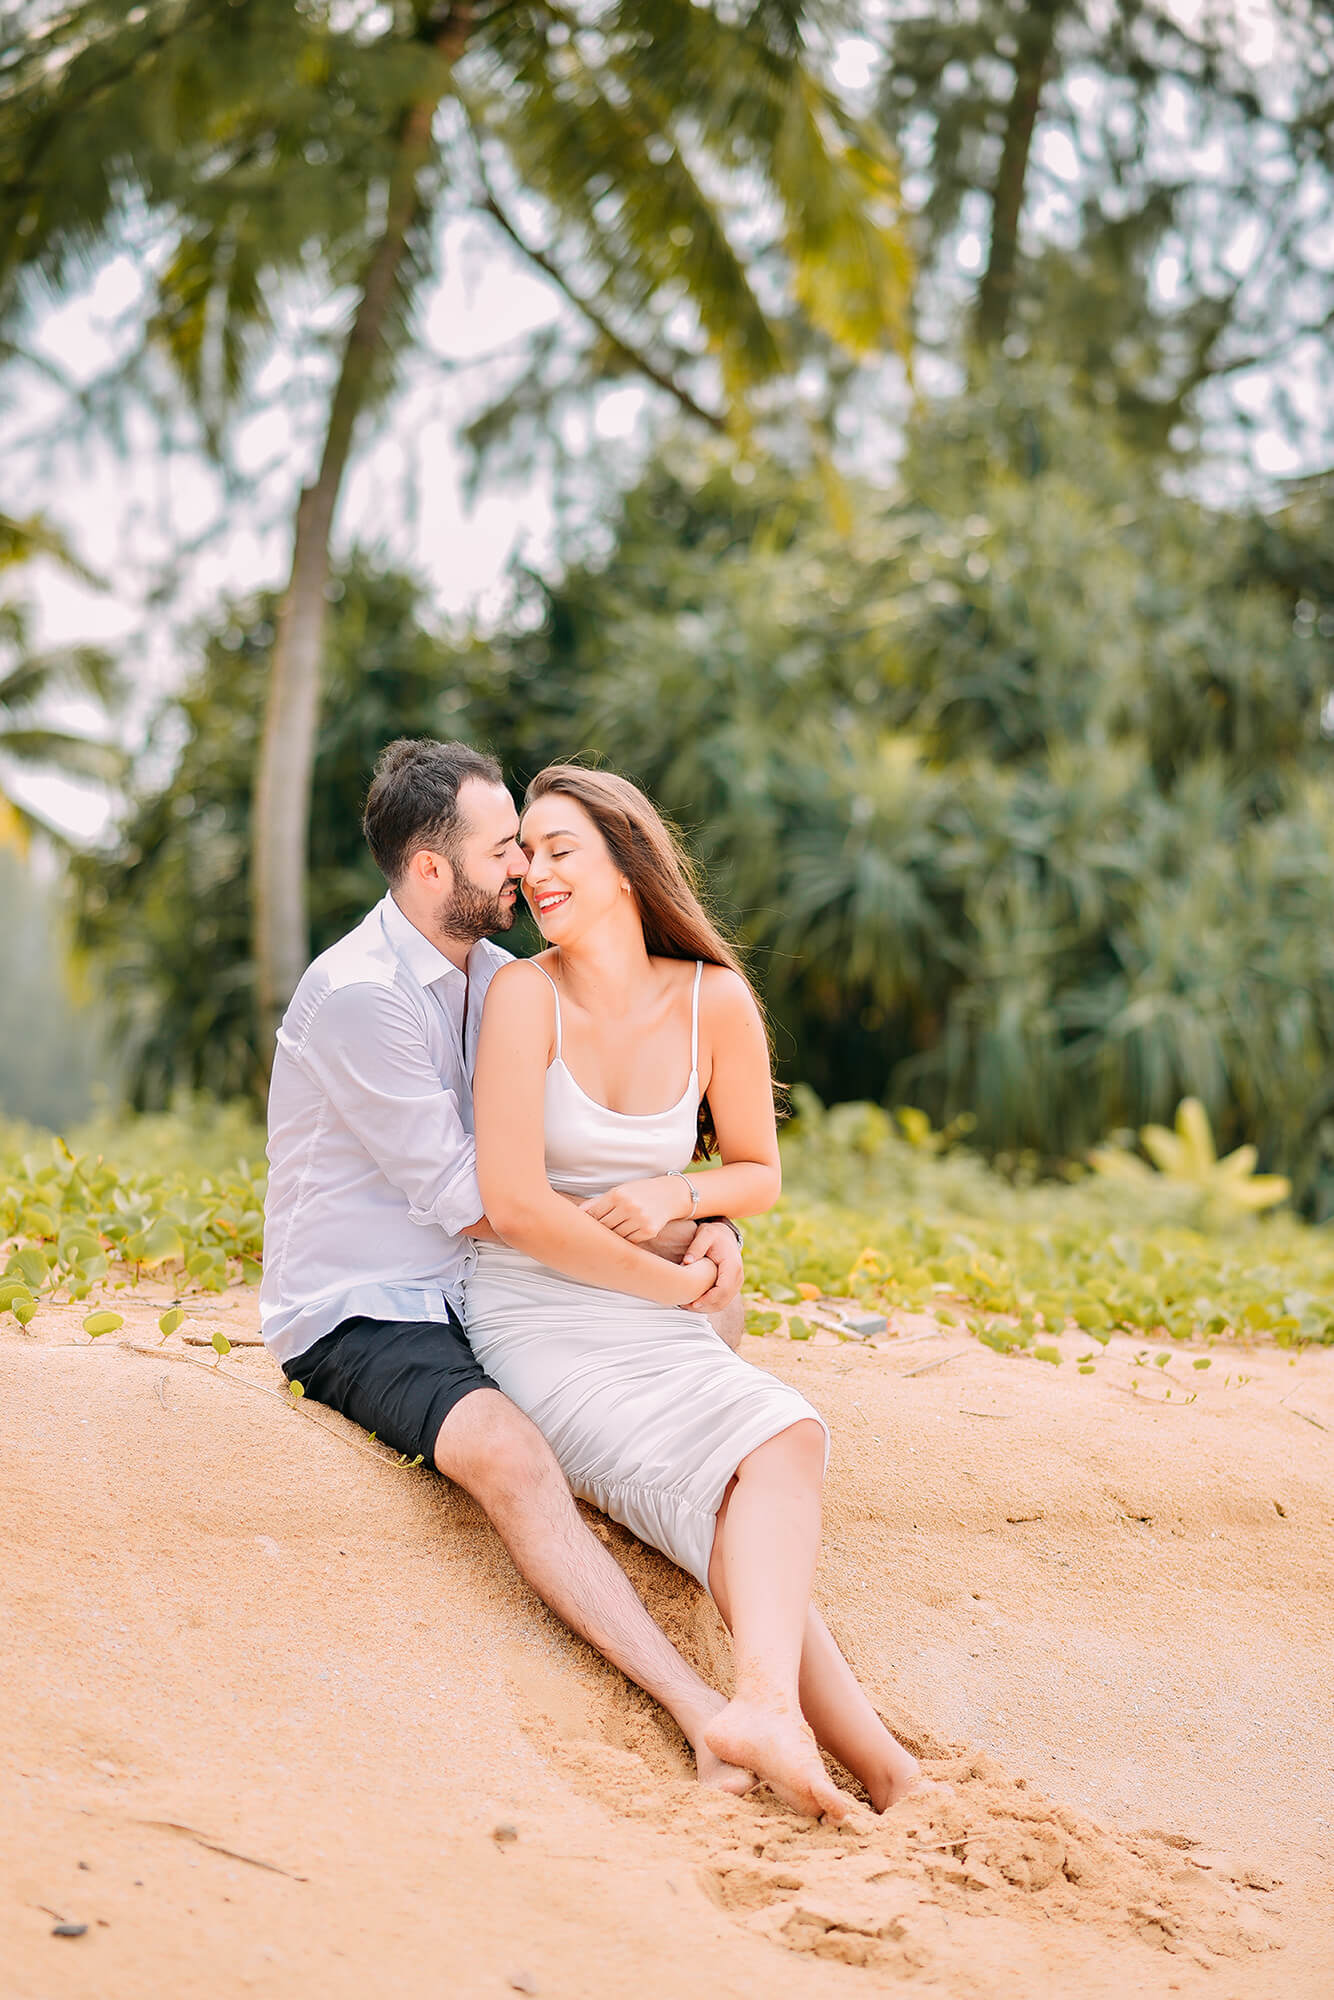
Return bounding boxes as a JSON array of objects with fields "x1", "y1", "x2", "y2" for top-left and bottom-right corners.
[{"x1": 260, "y1": 893, "x2": 511, "y2": 1366}]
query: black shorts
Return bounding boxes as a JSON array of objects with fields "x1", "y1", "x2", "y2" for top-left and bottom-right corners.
[{"x1": 282, "y1": 1310, "x2": 498, "y2": 1466}]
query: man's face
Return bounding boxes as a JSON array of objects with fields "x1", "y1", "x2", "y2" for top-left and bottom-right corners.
[{"x1": 435, "y1": 779, "x2": 527, "y2": 942}]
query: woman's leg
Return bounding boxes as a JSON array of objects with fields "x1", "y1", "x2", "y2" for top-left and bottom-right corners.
[
  {"x1": 704, "y1": 1430, "x2": 921, "y2": 1813},
  {"x1": 702, "y1": 1421, "x2": 858, "y2": 1820},
  {"x1": 795, "y1": 1608, "x2": 921, "y2": 1811}
]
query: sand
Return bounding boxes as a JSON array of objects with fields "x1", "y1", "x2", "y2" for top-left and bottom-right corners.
[{"x1": 3, "y1": 1291, "x2": 1332, "y2": 1998}]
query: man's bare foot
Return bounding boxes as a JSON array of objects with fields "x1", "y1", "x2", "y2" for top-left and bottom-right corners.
[
  {"x1": 678, "y1": 1693, "x2": 756, "y2": 1796},
  {"x1": 696, "y1": 1741, "x2": 758, "y2": 1796},
  {"x1": 704, "y1": 1699, "x2": 857, "y2": 1821}
]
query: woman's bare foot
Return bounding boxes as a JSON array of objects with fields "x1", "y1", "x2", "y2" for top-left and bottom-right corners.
[
  {"x1": 704, "y1": 1699, "x2": 858, "y2": 1821},
  {"x1": 866, "y1": 1738, "x2": 925, "y2": 1813}
]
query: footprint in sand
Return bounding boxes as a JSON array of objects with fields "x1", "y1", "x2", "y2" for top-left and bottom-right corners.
[
  {"x1": 528, "y1": 1699, "x2": 1286, "y2": 1979},
  {"x1": 691, "y1": 1751, "x2": 1284, "y2": 1976}
]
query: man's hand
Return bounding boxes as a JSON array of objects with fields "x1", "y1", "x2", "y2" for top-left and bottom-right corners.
[
  {"x1": 680, "y1": 1220, "x2": 744, "y2": 1314},
  {"x1": 644, "y1": 1217, "x2": 697, "y2": 1263}
]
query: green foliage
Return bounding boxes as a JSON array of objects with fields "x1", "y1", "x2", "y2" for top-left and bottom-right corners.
[
  {"x1": 2, "y1": 1099, "x2": 1329, "y2": 1357},
  {"x1": 71, "y1": 377, "x2": 1334, "y2": 1214},
  {"x1": 454, "y1": 378, "x2": 1334, "y2": 1215},
  {"x1": 743, "y1": 1091, "x2": 1334, "y2": 1351},
  {"x1": 2, "y1": 1, "x2": 911, "y2": 459},
  {"x1": 0, "y1": 1102, "x2": 267, "y2": 1316}
]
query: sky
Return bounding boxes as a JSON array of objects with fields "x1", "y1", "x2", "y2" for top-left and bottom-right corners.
[{"x1": 2, "y1": 0, "x2": 1320, "y2": 841}]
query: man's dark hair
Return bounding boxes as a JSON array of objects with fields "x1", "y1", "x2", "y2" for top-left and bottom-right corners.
[{"x1": 362, "y1": 738, "x2": 504, "y2": 884}]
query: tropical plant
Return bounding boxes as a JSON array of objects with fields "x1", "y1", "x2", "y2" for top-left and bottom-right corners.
[
  {"x1": 0, "y1": 1112, "x2": 267, "y2": 1321},
  {"x1": 0, "y1": 599, "x2": 120, "y2": 848},
  {"x1": 1088, "y1": 1096, "x2": 1291, "y2": 1224},
  {"x1": 1, "y1": 0, "x2": 912, "y2": 1053},
  {"x1": 453, "y1": 373, "x2": 1334, "y2": 1212}
]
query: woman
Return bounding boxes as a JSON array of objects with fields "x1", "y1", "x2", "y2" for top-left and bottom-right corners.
[{"x1": 467, "y1": 766, "x2": 921, "y2": 1822}]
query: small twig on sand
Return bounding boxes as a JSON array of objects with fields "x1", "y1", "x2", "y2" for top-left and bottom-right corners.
[
  {"x1": 912, "y1": 1831, "x2": 988, "y2": 1852},
  {"x1": 898, "y1": 1349, "x2": 972, "y2": 1378},
  {"x1": 123, "y1": 1344, "x2": 422, "y2": 1469},
  {"x1": 137, "y1": 1819, "x2": 307, "y2": 1881},
  {"x1": 1279, "y1": 1398, "x2": 1327, "y2": 1431}
]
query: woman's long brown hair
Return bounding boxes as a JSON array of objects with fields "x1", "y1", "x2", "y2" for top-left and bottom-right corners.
[{"x1": 524, "y1": 764, "x2": 777, "y2": 1158}]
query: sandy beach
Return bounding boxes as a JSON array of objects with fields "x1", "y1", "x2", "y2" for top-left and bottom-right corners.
[{"x1": 4, "y1": 1294, "x2": 1332, "y2": 1997}]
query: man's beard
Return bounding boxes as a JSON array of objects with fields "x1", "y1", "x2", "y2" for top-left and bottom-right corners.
[{"x1": 438, "y1": 864, "x2": 519, "y2": 942}]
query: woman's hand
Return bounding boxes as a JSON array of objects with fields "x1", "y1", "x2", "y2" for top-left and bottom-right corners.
[
  {"x1": 582, "y1": 1174, "x2": 694, "y2": 1243},
  {"x1": 669, "y1": 1254, "x2": 718, "y2": 1307},
  {"x1": 679, "y1": 1222, "x2": 744, "y2": 1313}
]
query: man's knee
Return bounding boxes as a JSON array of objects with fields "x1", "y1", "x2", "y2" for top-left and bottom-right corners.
[
  {"x1": 709, "y1": 1297, "x2": 745, "y2": 1351},
  {"x1": 433, "y1": 1387, "x2": 564, "y2": 1510}
]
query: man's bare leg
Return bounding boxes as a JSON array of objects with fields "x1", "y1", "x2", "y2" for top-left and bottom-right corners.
[{"x1": 435, "y1": 1388, "x2": 753, "y2": 1795}]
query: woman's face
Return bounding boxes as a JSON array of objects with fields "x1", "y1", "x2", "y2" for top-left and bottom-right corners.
[{"x1": 519, "y1": 793, "x2": 628, "y2": 945}]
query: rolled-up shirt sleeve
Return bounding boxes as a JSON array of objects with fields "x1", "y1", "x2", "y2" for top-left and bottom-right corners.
[{"x1": 286, "y1": 980, "x2": 483, "y2": 1237}]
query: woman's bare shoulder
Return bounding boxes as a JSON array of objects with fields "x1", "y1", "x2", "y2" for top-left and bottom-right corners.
[
  {"x1": 484, "y1": 955, "x2": 557, "y2": 1011},
  {"x1": 698, "y1": 961, "x2": 761, "y2": 1026}
]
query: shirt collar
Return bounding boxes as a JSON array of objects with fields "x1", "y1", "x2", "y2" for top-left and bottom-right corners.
[{"x1": 379, "y1": 892, "x2": 466, "y2": 991}]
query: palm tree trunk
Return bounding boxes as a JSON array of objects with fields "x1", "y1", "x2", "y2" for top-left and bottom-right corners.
[
  {"x1": 251, "y1": 10, "x2": 470, "y2": 1060},
  {"x1": 974, "y1": 0, "x2": 1065, "y2": 350}
]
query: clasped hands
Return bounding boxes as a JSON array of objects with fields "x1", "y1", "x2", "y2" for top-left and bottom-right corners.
[{"x1": 581, "y1": 1175, "x2": 741, "y2": 1314}]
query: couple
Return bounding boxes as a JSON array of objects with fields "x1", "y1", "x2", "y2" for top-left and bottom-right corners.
[{"x1": 261, "y1": 737, "x2": 921, "y2": 1822}]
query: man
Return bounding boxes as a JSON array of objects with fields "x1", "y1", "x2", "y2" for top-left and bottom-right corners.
[{"x1": 260, "y1": 737, "x2": 751, "y2": 1783}]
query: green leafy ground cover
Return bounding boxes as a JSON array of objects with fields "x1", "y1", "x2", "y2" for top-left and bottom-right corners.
[
  {"x1": 744, "y1": 1095, "x2": 1334, "y2": 1353},
  {"x1": 2, "y1": 1095, "x2": 1331, "y2": 1353},
  {"x1": 0, "y1": 1102, "x2": 266, "y2": 1334}
]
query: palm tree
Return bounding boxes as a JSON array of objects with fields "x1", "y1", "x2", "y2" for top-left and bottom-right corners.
[
  {"x1": 0, "y1": 515, "x2": 120, "y2": 846},
  {"x1": 1, "y1": 0, "x2": 912, "y2": 1052},
  {"x1": 0, "y1": 602, "x2": 121, "y2": 848}
]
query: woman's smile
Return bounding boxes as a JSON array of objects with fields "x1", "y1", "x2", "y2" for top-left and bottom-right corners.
[{"x1": 534, "y1": 890, "x2": 571, "y2": 917}]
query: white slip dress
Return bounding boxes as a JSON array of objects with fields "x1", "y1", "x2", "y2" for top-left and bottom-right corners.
[{"x1": 465, "y1": 960, "x2": 829, "y2": 1591}]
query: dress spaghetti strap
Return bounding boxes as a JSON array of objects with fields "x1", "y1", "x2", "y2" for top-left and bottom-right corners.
[
  {"x1": 530, "y1": 959, "x2": 563, "y2": 1057},
  {"x1": 690, "y1": 960, "x2": 703, "y2": 1072}
]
